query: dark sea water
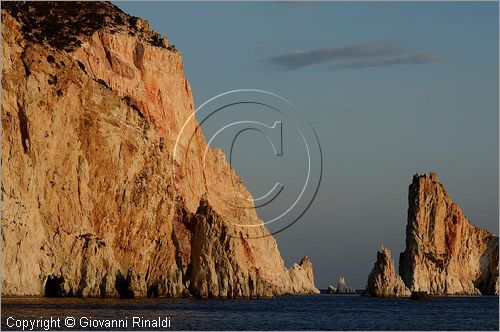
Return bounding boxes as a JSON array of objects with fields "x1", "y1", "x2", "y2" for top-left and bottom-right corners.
[{"x1": 2, "y1": 294, "x2": 498, "y2": 331}]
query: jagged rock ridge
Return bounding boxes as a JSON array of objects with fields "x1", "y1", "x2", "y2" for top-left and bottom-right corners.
[
  {"x1": 365, "y1": 246, "x2": 410, "y2": 297},
  {"x1": 1, "y1": 1, "x2": 319, "y2": 298},
  {"x1": 399, "y1": 172, "x2": 498, "y2": 295},
  {"x1": 365, "y1": 173, "x2": 498, "y2": 296}
]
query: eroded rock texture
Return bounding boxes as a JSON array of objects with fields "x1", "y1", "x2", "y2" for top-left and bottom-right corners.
[
  {"x1": 365, "y1": 246, "x2": 411, "y2": 297},
  {"x1": 366, "y1": 173, "x2": 498, "y2": 296},
  {"x1": 1, "y1": 1, "x2": 319, "y2": 298},
  {"x1": 399, "y1": 173, "x2": 498, "y2": 295}
]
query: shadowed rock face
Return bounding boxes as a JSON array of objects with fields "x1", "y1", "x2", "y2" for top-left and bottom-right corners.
[
  {"x1": 1, "y1": 1, "x2": 319, "y2": 298},
  {"x1": 399, "y1": 173, "x2": 498, "y2": 295}
]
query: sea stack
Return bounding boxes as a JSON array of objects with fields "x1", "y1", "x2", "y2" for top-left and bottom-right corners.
[
  {"x1": 335, "y1": 276, "x2": 356, "y2": 294},
  {"x1": 1, "y1": 2, "x2": 319, "y2": 298},
  {"x1": 365, "y1": 245, "x2": 411, "y2": 297},
  {"x1": 399, "y1": 173, "x2": 498, "y2": 295},
  {"x1": 327, "y1": 276, "x2": 356, "y2": 294},
  {"x1": 365, "y1": 173, "x2": 499, "y2": 296}
]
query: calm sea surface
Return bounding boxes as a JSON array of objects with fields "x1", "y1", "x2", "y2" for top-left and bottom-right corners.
[{"x1": 2, "y1": 295, "x2": 498, "y2": 330}]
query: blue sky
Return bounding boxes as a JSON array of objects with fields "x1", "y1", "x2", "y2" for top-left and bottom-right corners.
[{"x1": 117, "y1": 1, "x2": 499, "y2": 288}]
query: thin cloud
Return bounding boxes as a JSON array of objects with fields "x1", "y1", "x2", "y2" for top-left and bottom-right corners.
[
  {"x1": 267, "y1": 43, "x2": 440, "y2": 70},
  {"x1": 331, "y1": 52, "x2": 441, "y2": 70}
]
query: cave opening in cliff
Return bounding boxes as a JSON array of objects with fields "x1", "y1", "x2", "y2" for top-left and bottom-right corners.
[
  {"x1": 147, "y1": 284, "x2": 159, "y2": 297},
  {"x1": 115, "y1": 271, "x2": 135, "y2": 298},
  {"x1": 44, "y1": 275, "x2": 65, "y2": 297}
]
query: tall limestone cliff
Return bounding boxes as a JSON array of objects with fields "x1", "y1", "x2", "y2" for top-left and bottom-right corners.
[
  {"x1": 1, "y1": 2, "x2": 319, "y2": 298},
  {"x1": 399, "y1": 172, "x2": 498, "y2": 295},
  {"x1": 365, "y1": 172, "x2": 498, "y2": 296}
]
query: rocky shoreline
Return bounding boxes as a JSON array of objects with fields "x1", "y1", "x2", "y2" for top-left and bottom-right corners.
[
  {"x1": 1, "y1": 1, "x2": 319, "y2": 299},
  {"x1": 1, "y1": 2, "x2": 497, "y2": 300}
]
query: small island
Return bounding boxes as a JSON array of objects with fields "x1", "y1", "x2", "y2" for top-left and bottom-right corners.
[{"x1": 327, "y1": 276, "x2": 356, "y2": 294}]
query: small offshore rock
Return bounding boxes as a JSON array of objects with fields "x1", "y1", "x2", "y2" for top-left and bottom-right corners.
[
  {"x1": 335, "y1": 276, "x2": 356, "y2": 294},
  {"x1": 365, "y1": 247, "x2": 411, "y2": 297}
]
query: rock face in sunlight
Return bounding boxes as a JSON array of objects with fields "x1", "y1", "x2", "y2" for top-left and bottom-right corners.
[
  {"x1": 1, "y1": 2, "x2": 319, "y2": 298},
  {"x1": 366, "y1": 172, "x2": 498, "y2": 296},
  {"x1": 399, "y1": 172, "x2": 498, "y2": 295},
  {"x1": 288, "y1": 256, "x2": 320, "y2": 294},
  {"x1": 365, "y1": 246, "x2": 411, "y2": 297}
]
